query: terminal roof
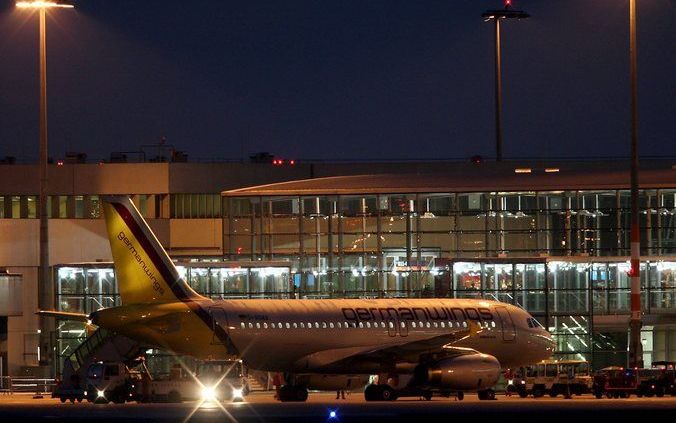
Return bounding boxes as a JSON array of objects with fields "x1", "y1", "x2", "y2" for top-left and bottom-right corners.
[{"x1": 222, "y1": 165, "x2": 676, "y2": 196}]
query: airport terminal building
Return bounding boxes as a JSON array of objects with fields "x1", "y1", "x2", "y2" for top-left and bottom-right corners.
[{"x1": 0, "y1": 159, "x2": 674, "y2": 376}]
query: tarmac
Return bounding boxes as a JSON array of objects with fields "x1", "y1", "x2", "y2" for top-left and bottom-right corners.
[{"x1": 0, "y1": 391, "x2": 673, "y2": 423}]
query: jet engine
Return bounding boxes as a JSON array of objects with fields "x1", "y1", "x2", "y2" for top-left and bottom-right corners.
[{"x1": 416, "y1": 353, "x2": 501, "y2": 391}]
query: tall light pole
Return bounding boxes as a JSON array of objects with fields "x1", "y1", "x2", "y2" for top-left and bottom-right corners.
[
  {"x1": 628, "y1": 0, "x2": 643, "y2": 369},
  {"x1": 482, "y1": 1, "x2": 529, "y2": 162},
  {"x1": 16, "y1": 0, "x2": 74, "y2": 370}
]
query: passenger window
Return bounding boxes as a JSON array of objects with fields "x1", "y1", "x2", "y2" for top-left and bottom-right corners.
[
  {"x1": 400, "y1": 321, "x2": 406, "y2": 328},
  {"x1": 462, "y1": 322, "x2": 467, "y2": 328},
  {"x1": 322, "y1": 322, "x2": 327, "y2": 328},
  {"x1": 292, "y1": 322, "x2": 298, "y2": 328},
  {"x1": 263, "y1": 323, "x2": 268, "y2": 329},
  {"x1": 240, "y1": 322, "x2": 245, "y2": 329},
  {"x1": 300, "y1": 322, "x2": 305, "y2": 328},
  {"x1": 491, "y1": 321, "x2": 496, "y2": 327},
  {"x1": 381, "y1": 322, "x2": 386, "y2": 328},
  {"x1": 248, "y1": 322, "x2": 253, "y2": 329},
  {"x1": 358, "y1": 322, "x2": 364, "y2": 328},
  {"x1": 329, "y1": 322, "x2": 335, "y2": 328},
  {"x1": 389, "y1": 321, "x2": 394, "y2": 329},
  {"x1": 314, "y1": 322, "x2": 320, "y2": 328},
  {"x1": 255, "y1": 323, "x2": 260, "y2": 329},
  {"x1": 433, "y1": 322, "x2": 438, "y2": 328},
  {"x1": 308, "y1": 322, "x2": 312, "y2": 328},
  {"x1": 440, "y1": 322, "x2": 445, "y2": 328},
  {"x1": 337, "y1": 322, "x2": 342, "y2": 328},
  {"x1": 411, "y1": 322, "x2": 417, "y2": 328},
  {"x1": 366, "y1": 322, "x2": 371, "y2": 328},
  {"x1": 285, "y1": 322, "x2": 290, "y2": 329},
  {"x1": 426, "y1": 322, "x2": 431, "y2": 328}
]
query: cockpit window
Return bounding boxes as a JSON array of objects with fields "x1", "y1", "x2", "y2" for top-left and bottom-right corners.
[{"x1": 527, "y1": 317, "x2": 544, "y2": 329}]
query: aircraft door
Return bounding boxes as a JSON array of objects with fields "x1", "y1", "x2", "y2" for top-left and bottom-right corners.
[
  {"x1": 399, "y1": 320, "x2": 409, "y2": 337},
  {"x1": 495, "y1": 306, "x2": 516, "y2": 342},
  {"x1": 208, "y1": 306, "x2": 229, "y2": 345},
  {"x1": 387, "y1": 318, "x2": 396, "y2": 337}
]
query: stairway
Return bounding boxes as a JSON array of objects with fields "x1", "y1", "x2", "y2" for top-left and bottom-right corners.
[{"x1": 247, "y1": 371, "x2": 272, "y2": 391}]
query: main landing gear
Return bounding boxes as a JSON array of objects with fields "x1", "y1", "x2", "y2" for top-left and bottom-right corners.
[
  {"x1": 364, "y1": 384, "x2": 397, "y2": 401},
  {"x1": 477, "y1": 389, "x2": 496, "y2": 400},
  {"x1": 277, "y1": 385, "x2": 309, "y2": 402}
]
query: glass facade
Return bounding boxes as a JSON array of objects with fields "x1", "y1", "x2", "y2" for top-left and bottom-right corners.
[{"x1": 223, "y1": 190, "x2": 676, "y2": 290}]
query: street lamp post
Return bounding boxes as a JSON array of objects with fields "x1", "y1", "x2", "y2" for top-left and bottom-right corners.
[
  {"x1": 482, "y1": 1, "x2": 529, "y2": 162},
  {"x1": 16, "y1": 0, "x2": 74, "y2": 370},
  {"x1": 628, "y1": 0, "x2": 643, "y2": 369}
]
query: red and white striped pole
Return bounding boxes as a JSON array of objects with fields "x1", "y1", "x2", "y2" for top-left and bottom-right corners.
[{"x1": 628, "y1": 0, "x2": 643, "y2": 369}]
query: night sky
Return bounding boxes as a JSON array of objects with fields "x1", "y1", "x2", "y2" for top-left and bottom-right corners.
[{"x1": 0, "y1": 0, "x2": 674, "y2": 162}]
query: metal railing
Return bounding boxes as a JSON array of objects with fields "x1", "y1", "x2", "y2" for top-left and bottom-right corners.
[{"x1": 0, "y1": 377, "x2": 56, "y2": 394}]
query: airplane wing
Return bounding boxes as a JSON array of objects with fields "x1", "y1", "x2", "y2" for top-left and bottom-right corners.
[
  {"x1": 351, "y1": 320, "x2": 483, "y2": 362},
  {"x1": 304, "y1": 321, "x2": 485, "y2": 372}
]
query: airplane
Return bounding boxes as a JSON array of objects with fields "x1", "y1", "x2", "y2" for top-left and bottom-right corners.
[{"x1": 48, "y1": 196, "x2": 556, "y2": 402}]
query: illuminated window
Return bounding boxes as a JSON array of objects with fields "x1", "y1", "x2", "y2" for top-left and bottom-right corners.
[
  {"x1": 314, "y1": 322, "x2": 319, "y2": 328},
  {"x1": 240, "y1": 322, "x2": 245, "y2": 329},
  {"x1": 337, "y1": 322, "x2": 342, "y2": 328},
  {"x1": 388, "y1": 321, "x2": 394, "y2": 329},
  {"x1": 255, "y1": 322, "x2": 260, "y2": 329},
  {"x1": 247, "y1": 322, "x2": 253, "y2": 329},
  {"x1": 400, "y1": 322, "x2": 406, "y2": 328},
  {"x1": 491, "y1": 321, "x2": 496, "y2": 328},
  {"x1": 322, "y1": 322, "x2": 327, "y2": 328},
  {"x1": 380, "y1": 322, "x2": 386, "y2": 328},
  {"x1": 411, "y1": 322, "x2": 417, "y2": 328},
  {"x1": 285, "y1": 322, "x2": 290, "y2": 329},
  {"x1": 426, "y1": 322, "x2": 431, "y2": 328},
  {"x1": 462, "y1": 322, "x2": 467, "y2": 328},
  {"x1": 433, "y1": 322, "x2": 438, "y2": 328},
  {"x1": 358, "y1": 322, "x2": 364, "y2": 328},
  {"x1": 292, "y1": 322, "x2": 298, "y2": 329},
  {"x1": 300, "y1": 322, "x2": 305, "y2": 328},
  {"x1": 263, "y1": 323, "x2": 268, "y2": 329},
  {"x1": 365, "y1": 322, "x2": 371, "y2": 328},
  {"x1": 329, "y1": 322, "x2": 334, "y2": 328}
]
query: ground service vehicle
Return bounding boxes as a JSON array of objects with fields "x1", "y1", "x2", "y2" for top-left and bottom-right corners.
[
  {"x1": 650, "y1": 361, "x2": 675, "y2": 396},
  {"x1": 516, "y1": 360, "x2": 592, "y2": 398},
  {"x1": 86, "y1": 361, "x2": 142, "y2": 403},
  {"x1": 593, "y1": 367, "x2": 637, "y2": 398},
  {"x1": 593, "y1": 366, "x2": 674, "y2": 399},
  {"x1": 85, "y1": 360, "x2": 249, "y2": 403}
]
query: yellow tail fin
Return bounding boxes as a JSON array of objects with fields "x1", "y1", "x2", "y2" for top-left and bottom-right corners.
[{"x1": 102, "y1": 196, "x2": 204, "y2": 305}]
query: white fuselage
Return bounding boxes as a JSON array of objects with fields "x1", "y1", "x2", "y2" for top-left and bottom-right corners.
[{"x1": 202, "y1": 298, "x2": 554, "y2": 373}]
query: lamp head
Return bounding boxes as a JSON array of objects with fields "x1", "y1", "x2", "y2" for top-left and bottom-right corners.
[{"x1": 16, "y1": 1, "x2": 75, "y2": 9}]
